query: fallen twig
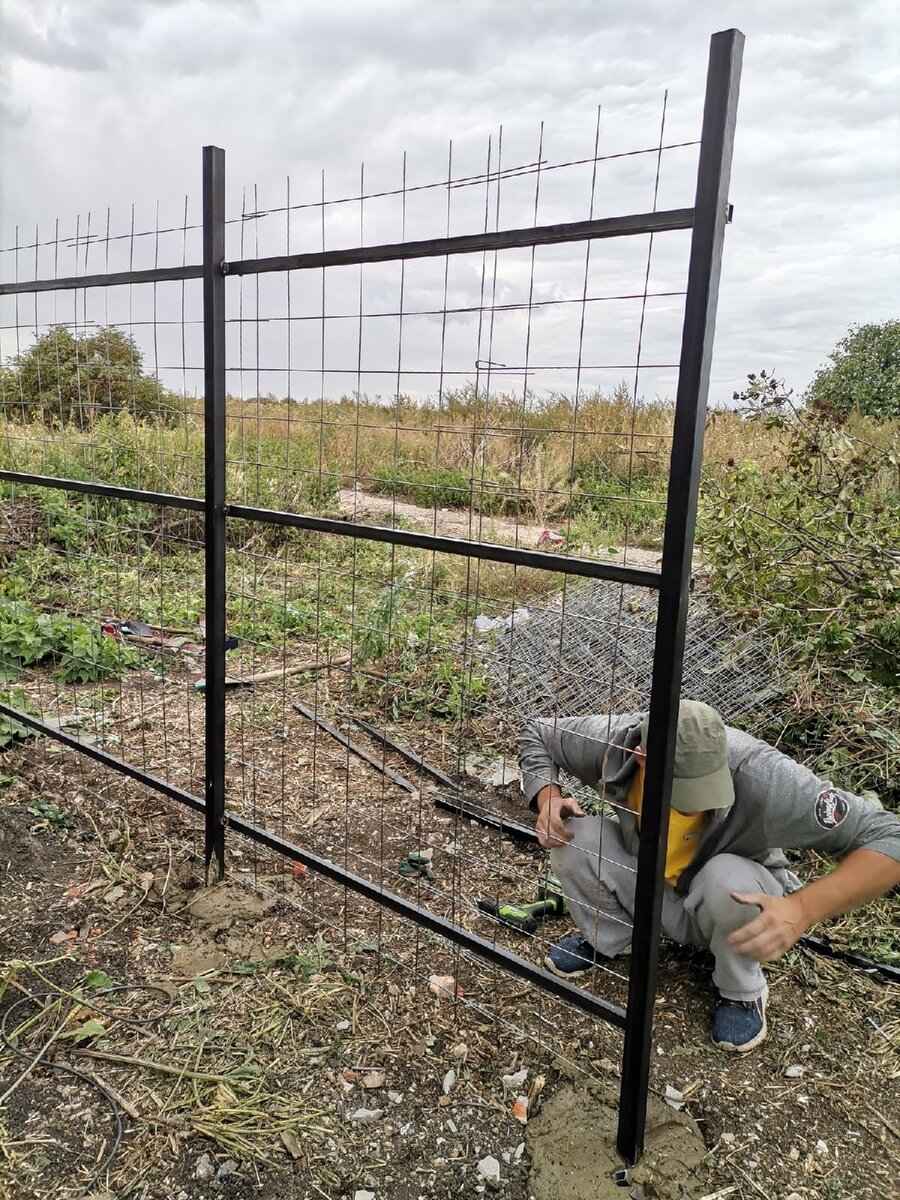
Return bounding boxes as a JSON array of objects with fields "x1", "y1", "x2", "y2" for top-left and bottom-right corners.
[{"x1": 196, "y1": 651, "x2": 351, "y2": 693}]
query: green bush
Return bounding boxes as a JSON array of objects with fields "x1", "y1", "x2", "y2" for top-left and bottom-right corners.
[
  {"x1": 573, "y1": 467, "x2": 666, "y2": 542},
  {"x1": 0, "y1": 599, "x2": 139, "y2": 684},
  {"x1": 699, "y1": 370, "x2": 900, "y2": 806},
  {"x1": 806, "y1": 320, "x2": 900, "y2": 421},
  {"x1": 0, "y1": 326, "x2": 185, "y2": 427}
]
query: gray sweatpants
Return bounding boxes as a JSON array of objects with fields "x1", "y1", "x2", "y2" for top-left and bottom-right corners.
[{"x1": 549, "y1": 814, "x2": 788, "y2": 1002}]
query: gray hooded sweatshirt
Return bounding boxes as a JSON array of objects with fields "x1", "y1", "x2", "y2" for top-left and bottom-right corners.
[{"x1": 519, "y1": 713, "x2": 900, "y2": 895}]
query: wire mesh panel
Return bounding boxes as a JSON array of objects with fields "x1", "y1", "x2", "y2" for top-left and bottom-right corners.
[{"x1": 0, "y1": 29, "x2": 743, "y2": 1166}]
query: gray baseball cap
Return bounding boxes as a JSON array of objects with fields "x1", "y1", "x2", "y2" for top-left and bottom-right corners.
[{"x1": 640, "y1": 700, "x2": 734, "y2": 814}]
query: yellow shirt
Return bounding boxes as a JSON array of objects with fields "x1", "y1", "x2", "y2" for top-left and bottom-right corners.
[{"x1": 627, "y1": 764, "x2": 706, "y2": 887}]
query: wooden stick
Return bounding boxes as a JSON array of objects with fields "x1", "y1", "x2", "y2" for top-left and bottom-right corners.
[{"x1": 194, "y1": 652, "x2": 351, "y2": 693}]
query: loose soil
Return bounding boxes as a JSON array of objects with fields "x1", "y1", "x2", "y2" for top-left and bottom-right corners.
[
  {"x1": 0, "y1": 491, "x2": 896, "y2": 1199},
  {"x1": 1, "y1": 694, "x2": 898, "y2": 1199}
]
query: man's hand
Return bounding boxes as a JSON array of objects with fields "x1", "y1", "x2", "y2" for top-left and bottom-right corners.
[
  {"x1": 728, "y1": 891, "x2": 809, "y2": 962},
  {"x1": 535, "y1": 786, "x2": 585, "y2": 849}
]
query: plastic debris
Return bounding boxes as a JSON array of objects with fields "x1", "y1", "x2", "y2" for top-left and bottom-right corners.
[
  {"x1": 784, "y1": 1064, "x2": 804, "y2": 1078},
  {"x1": 399, "y1": 848, "x2": 435, "y2": 881},
  {"x1": 354, "y1": 1191, "x2": 376, "y2": 1200},
  {"x1": 814, "y1": 1139, "x2": 829, "y2": 1156},
  {"x1": 511, "y1": 1095, "x2": 529, "y2": 1124},
  {"x1": 537, "y1": 528, "x2": 565, "y2": 548},
  {"x1": 442, "y1": 1068, "x2": 456, "y2": 1095},
  {"x1": 474, "y1": 606, "x2": 531, "y2": 633},
  {"x1": 664, "y1": 1084, "x2": 685, "y2": 1111}
]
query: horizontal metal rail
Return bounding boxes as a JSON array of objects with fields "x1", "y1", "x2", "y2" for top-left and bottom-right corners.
[
  {"x1": 225, "y1": 208, "x2": 694, "y2": 277},
  {"x1": 0, "y1": 208, "x2": 693, "y2": 297},
  {"x1": 0, "y1": 264, "x2": 204, "y2": 297},
  {"x1": 1, "y1": 473, "x2": 660, "y2": 584},
  {"x1": 0, "y1": 703, "x2": 205, "y2": 812},
  {"x1": 0, "y1": 698, "x2": 625, "y2": 1026},
  {"x1": 227, "y1": 812, "x2": 627, "y2": 1028},
  {"x1": 227, "y1": 503, "x2": 663, "y2": 587},
  {"x1": 0, "y1": 471, "x2": 205, "y2": 511}
]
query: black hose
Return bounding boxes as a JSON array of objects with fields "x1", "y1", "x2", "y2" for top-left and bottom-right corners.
[{"x1": 0, "y1": 983, "x2": 173, "y2": 1199}]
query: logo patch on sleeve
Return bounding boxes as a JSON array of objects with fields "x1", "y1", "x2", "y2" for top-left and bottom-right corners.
[{"x1": 815, "y1": 789, "x2": 849, "y2": 829}]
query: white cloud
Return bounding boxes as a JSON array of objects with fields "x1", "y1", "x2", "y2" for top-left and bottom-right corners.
[{"x1": 0, "y1": 0, "x2": 897, "y2": 402}]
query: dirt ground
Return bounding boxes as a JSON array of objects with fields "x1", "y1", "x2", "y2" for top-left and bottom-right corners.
[
  {"x1": 336, "y1": 488, "x2": 665, "y2": 570},
  {"x1": 1, "y1": 665, "x2": 898, "y2": 1200},
  {"x1": 0, "y1": 486, "x2": 895, "y2": 1199}
]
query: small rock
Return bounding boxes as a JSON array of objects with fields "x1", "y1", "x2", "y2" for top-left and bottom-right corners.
[
  {"x1": 511, "y1": 1095, "x2": 529, "y2": 1125},
  {"x1": 336, "y1": 1019, "x2": 351, "y2": 1031},
  {"x1": 446, "y1": 1118, "x2": 458, "y2": 1133},
  {"x1": 720, "y1": 1132, "x2": 735, "y2": 1146},
  {"x1": 450, "y1": 1042, "x2": 469, "y2": 1061},
  {"x1": 216, "y1": 1159, "x2": 237, "y2": 1180},
  {"x1": 442, "y1": 1068, "x2": 456, "y2": 1095},
  {"x1": 796, "y1": 1094, "x2": 809, "y2": 1105},
  {"x1": 501, "y1": 1068, "x2": 528, "y2": 1094},
  {"x1": 477, "y1": 1156, "x2": 501, "y2": 1186},
  {"x1": 354, "y1": 1191, "x2": 376, "y2": 1200},
  {"x1": 428, "y1": 973, "x2": 462, "y2": 1000},
  {"x1": 784, "y1": 1065, "x2": 804, "y2": 1078},
  {"x1": 788, "y1": 1147, "x2": 800, "y2": 1161},
  {"x1": 388, "y1": 1090, "x2": 403, "y2": 1105},
  {"x1": 785, "y1": 1193, "x2": 804, "y2": 1200},
  {"x1": 514, "y1": 1142, "x2": 525, "y2": 1162},
  {"x1": 814, "y1": 1139, "x2": 829, "y2": 1156},
  {"x1": 349, "y1": 1107, "x2": 384, "y2": 1124},
  {"x1": 664, "y1": 1084, "x2": 685, "y2": 1111},
  {"x1": 801, "y1": 1043, "x2": 811, "y2": 1052},
  {"x1": 194, "y1": 1153, "x2": 215, "y2": 1181},
  {"x1": 501, "y1": 1151, "x2": 512, "y2": 1165},
  {"x1": 362, "y1": 1071, "x2": 385, "y2": 1089}
]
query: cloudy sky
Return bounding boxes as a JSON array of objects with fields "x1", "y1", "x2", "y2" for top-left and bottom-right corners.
[{"x1": 0, "y1": 0, "x2": 897, "y2": 407}]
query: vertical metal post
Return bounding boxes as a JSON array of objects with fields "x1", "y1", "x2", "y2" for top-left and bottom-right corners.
[
  {"x1": 202, "y1": 145, "x2": 227, "y2": 880},
  {"x1": 616, "y1": 30, "x2": 743, "y2": 1164}
]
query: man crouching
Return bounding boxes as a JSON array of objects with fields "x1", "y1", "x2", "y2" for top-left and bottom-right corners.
[{"x1": 520, "y1": 701, "x2": 900, "y2": 1053}]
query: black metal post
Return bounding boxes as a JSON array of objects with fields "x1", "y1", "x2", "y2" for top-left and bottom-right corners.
[
  {"x1": 202, "y1": 145, "x2": 227, "y2": 881},
  {"x1": 616, "y1": 29, "x2": 743, "y2": 1164}
]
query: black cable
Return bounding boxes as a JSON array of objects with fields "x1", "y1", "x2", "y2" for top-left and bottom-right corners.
[{"x1": 0, "y1": 984, "x2": 173, "y2": 1199}]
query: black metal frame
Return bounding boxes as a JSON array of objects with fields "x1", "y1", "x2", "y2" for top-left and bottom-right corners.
[{"x1": 0, "y1": 29, "x2": 743, "y2": 1163}]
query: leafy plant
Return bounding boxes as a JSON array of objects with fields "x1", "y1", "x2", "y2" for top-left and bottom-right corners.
[
  {"x1": 699, "y1": 370, "x2": 900, "y2": 805},
  {"x1": 806, "y1": 319, "x2": 900, "y2": 421},
  {"x1": 0, "y1": 687, "x2": 38, "y2": 748},
  {"x1": 0, "y1": 326, "x2": 184, "y2": 427},
  {"x1": 27, "y1": 796, "x2": 75, "y2": 832},
  {"x1": 0, "y1": 599, "x2": 140, "y2": 684}
]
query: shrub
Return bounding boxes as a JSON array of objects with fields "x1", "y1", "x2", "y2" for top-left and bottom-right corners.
[
  {"x1": 805, "y1": 320, "x2": 900, "y2": 421},
  {"x1": 1, "y1": 326, "x2": 185, "y2": 427},
  {"x1": 699, "y1": 370, "x2": 900, "y2": 805}
]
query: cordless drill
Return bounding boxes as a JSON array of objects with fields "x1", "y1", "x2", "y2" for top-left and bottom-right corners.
[{"x1": 477, "y1": 872, "x2": 567, "y2": 934}]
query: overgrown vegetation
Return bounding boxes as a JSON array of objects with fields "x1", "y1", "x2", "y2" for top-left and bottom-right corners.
[
  {"x1": 0, "y1": 327, "x2": 183, "y2": 426},
  {"x1": 805, "y1": 318, "x2": 900, "y2": 421},
  {"x1": 0, "y1": 322, "x2": 898, "y2": 806},
  {"x1": 0, "y1": 599, "x2": 139, "y2": 686},
  {"x1": 699, "y1": 369, "x2": 899, "y2": 805}
]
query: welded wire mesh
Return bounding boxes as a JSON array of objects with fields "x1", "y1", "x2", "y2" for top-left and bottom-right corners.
[{"x1": 0, "y1": 80, "x2": 736, "y2": 1139}]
